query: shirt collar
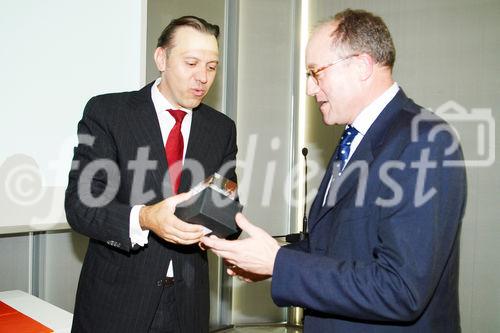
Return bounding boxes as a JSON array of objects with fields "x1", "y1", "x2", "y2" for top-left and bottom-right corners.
[
  {"x1": 151, "y1": 77, "x2": 192, "y2": 116},
  {"x1": 351, "y1": 82, "x2": 399, "y2": 136}
]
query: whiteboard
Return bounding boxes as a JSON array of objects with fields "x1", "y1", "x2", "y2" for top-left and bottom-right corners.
[{"x1": 0, "y1": 0, "x2": 146, "y2": 234}]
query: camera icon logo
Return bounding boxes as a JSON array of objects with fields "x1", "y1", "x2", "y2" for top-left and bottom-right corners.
[{"x1": 411, "y1": 100, "x2": 495, "y2": 167}]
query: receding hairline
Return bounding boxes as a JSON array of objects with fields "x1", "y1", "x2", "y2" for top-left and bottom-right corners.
[
  {"x1": 308, "y1": 20, "x2": 347, "y2": 55},
  {"x1": 156, "y1": 15, "x2": 220, "y2": 59},
  {"x1": 163, "y1": 26, "x2": 219, "y2": 58},
  {"x1": 309, "y1": 10, "x2": 396, "y2": 69},
  {"x1": 171, "y1": 26, "x2": 218, "y2": 44},
  {"x1": 311, "y1": 19, "x2": 338, "y2": 37}
]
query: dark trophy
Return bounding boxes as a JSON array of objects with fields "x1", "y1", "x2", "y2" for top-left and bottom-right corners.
[{"x1": 175, "y1": 173, "x2": 242, "y2": 238}]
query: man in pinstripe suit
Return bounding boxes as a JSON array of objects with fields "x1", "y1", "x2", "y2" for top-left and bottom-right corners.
[{"x1": 65, "y1": 16, "x2": 237, "y2": 332}]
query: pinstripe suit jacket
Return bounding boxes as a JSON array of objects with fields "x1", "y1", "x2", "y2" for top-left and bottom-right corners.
[{"x1": 65, "y1": 82, "x2": 237, "y2": 332}]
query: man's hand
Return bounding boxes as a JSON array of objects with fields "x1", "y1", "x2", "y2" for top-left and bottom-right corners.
[
  {"x1": 225, "y1": 260, "x2": 270, "y2": 283},
  {"x1": 202, "y1": 213, "x2": 280, "y2": 276},
  {"x1": 139, "y1": 192, "x2": 205, "y2": 245}
]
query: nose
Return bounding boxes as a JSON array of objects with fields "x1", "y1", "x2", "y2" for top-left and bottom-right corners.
[
  {"x1": 306, "y1": 76, "x2": 320, "y2": 96},
  {"x1": 196, "y1": 67, "x2": 208, "y2": 84}
]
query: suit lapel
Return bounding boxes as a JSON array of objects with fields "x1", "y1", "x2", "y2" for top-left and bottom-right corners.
[
  {"x1": 312, "y1": 138, "x2": 374, "y2": 226},
  {"x1": 178, "y1": 105, "x2": 211, "y2": 193},
  {"x1": 125, "y1": 82, "x2": 169, "y2": 196},
  {"x1": 309, "y1": 89, "x2": 410, "y2": 231},
  {"x1": 125, "y1": 90, "x2": 214, "y2": 196},
  {"x1": 308, "y1": 151, "x2": 337, "y2": 225}
]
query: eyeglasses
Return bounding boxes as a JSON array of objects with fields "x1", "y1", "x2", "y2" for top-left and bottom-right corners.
[{"x1": 306, "y1": 54, "x2": 359, "y2": 85}]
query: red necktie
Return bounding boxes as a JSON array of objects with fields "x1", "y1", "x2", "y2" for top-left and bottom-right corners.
[{"x1": 165, "y1": 109, "x2": 187, "y2": 194}]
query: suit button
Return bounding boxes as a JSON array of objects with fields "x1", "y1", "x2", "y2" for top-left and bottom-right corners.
[
  {"x1": 164, "y1": 277, "x2": 175, "y2": 287},
  {"x1": 156, "y1": 277, "x2": 175, "y2": 287}
]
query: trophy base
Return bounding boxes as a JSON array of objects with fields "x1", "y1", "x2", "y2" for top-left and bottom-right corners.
[{"x1": 211, "y1": 322, "x2": 303, "y2": 333}]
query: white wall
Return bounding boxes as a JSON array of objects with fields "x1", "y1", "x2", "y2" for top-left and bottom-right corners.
[
  {"x1": 0, "y1": 0, "x2": 145, "y2": 233},
  {"x1": 232, "y1": 0, "x2": 296, "y2": 324}
]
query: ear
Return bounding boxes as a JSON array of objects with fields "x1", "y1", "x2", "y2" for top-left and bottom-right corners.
[
  {"x1": 154, "y1": 47, "x2": 167, "y2": 72},
  {"x1": 356, "y1": 53, "x2": 374, "y2": 81}
]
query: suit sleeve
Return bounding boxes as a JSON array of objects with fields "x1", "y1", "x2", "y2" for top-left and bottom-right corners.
[
  {"x1": 218, "y1": 120, "x2": 238, "y2": 183},
  {"x1": 65, "y1": 97, "x2": 133, "y2": 252},
  {"x1": 271, "y1": 127, "x2": 466, "y2": 322},
  {"x1": 217, "y1": 120, "x2": 242, "y2": 240}
]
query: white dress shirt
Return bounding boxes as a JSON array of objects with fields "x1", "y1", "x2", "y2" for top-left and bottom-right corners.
[
  {"x1": 129, "y1": 78, "x2": 193, "y2": 276},
  {"x1": 322, "y1": 82, "x2": 399, "y2": 206}
]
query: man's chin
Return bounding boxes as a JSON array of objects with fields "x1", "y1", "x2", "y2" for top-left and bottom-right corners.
[
  {"x1": 180, "y1": 98, "x2": 203, "y2": 109},
  {"x1": 320, "y1": 108, "x2": 334, "y2": 125},
  {"x1": 321, "y1": 112, "x2": 340, "y2": 126}
]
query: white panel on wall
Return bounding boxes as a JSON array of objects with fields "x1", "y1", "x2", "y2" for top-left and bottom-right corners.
[
  {"x1": 232, "y1": 0, "x2": 296, "y2": 324},
  {"x1": 236, "y1": 0, "x2": 295, "y2": 239},
  {"x1": 0, "y1": 234, "x2": 30, "y2": 292},
  {"x1": 0, "y1": 0, "x2": 147, "y2": 315},
  {"x1": 0, "y1": 0, "x2": 145, "y2": 233}
]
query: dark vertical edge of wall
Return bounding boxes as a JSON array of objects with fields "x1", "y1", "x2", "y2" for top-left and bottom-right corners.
[
  {"x1": 222, "y1": 0, "x2": 239, "y2": 122},
  {"x1": 31, "y1": 231, "x2": 46, "y2": 298},
  {"x1": 219, "y1": 0, "x2": 239, "y2": 328}
]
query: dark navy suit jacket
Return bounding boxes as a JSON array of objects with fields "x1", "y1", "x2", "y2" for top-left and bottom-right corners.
[
  {"x1": 272, "y1": 90, "x2": 466, "y2": 332},
  {"x1": 65, "y1": 82, "x2": 237, "y2": 332}
]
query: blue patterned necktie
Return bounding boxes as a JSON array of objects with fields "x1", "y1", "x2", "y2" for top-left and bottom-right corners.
[
  {"x1": 321, "y1": 125, "x2": 360, "y2": 207},
  {"x1": 336, "y1": 125, "x2": 359, "y2": 175}
]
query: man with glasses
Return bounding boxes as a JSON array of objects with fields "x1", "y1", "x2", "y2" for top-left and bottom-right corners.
[
  {"x1": 203, "y1": 9, "x2": 466, "y2": 332},
  {"x1": 66, "y1": 16, "x2": 237, "y2": 332}
]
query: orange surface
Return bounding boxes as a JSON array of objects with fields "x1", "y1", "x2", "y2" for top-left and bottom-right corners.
[{"x1": 0, "y1": 301, "x2": 53, "y2": 333}]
